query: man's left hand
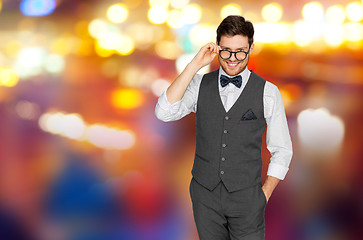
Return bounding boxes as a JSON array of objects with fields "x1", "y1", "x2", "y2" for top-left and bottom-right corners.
[{"x1": 262, "y1": 176, "x2": 281, "y2": 203}]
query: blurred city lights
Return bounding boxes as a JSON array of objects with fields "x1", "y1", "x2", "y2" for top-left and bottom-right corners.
[
  {"x1": 151, "y1": 78, "x2": 170, "y2": 97},
  {"x1": 15, "y1": 100, "x2": 40, "y2": 120},
  {"x1": 148, "y1": 6, "x2": 168, "y2": 24},
  {"x1": 44, "y1": 112, "x2": 65, "y2": 134},
  {"x1": 170, "y1": 0, "x2": 189, "y2": 9},
  {"x1": 149, "y1": 0, "x2": 169, "y2": 8},
  {"x1": 326, "y1": 5, "x2": 346, "y2": 24},
  {"x1": 343, "y1": 22, "x2": 363, "y2": 42},
  {"x1": 38, "y1": 112, "x2": 51, "y2": 131},
  {"x1": 297, "y1": 108, "x2": 345, "y2": 154},
  {"x1": 282, "y1": 83, "x2": 302, "y2": 101},
  {"x1": 1, "y1": 1, "x2": 363, "y2": 239},
  {"x1": 94, "y1": 42, "x2": 114, "y2": 57},
  {"x1": 261, "y1": 3, "x2": 283, "y2": 23},
  {"x1": 121, "y1": 67, "x2": 143, "y2": 87},
  {"x1": 4, "y1": 41, "x2": 21, "y2": 58},
  {"x1": 107, "y1": 3, "x2": 128, "y2": 24},
  {"x1": 221, "y1": 4, "x2": 242, "y2": 19},
  {"x1": 97, "y1": 31, "x2": 123, "y2": 50},
  {"x1": 255, "y1": 23, "x2": 290, "y2": 43},
  {"x1": 111, "y1": 89, "x2": 144, "y2": 109},
  {"x1": 189, "y1": 24, "x2": 216, "y2": 47},
  {"x1": 0, "y1": 67, "x2": 19, "y2": 87},
  {"x1": 302, "y1": 2, "x2": 325, "y2": 23},
  {"x1": 101, "y1": 59, "x2": 119, "y2": 78},
  {"x1": 126, "y1": 23, "x2": 156, "y2": 49},
  {"x1": 86, "y1": 124, "x2": 135, "y2": 150},
  {"x1": 155, "y1": 40, "x2": 183, "y2": 59},
  {"x1": 89, "y1": 18, "x2": 135, "y2": 56},
  {"x1": 20, "y1": 0, "x2": 56, "y2": 17},
  {"x1": 115, "y1": 35, "x2": 135, "y2": 55},
  {"x1": 14, "y1": 47, "x2": 47, "y2": 78},
  {"x1": 293, "y1": 21, "x2": 313, "y2": 47},
  {"x1": 323, "y1": 24, "x2": 344, "y2": 47},
  {"x1": 180, "y1": 4, "x2": 202, "y2": 24},
  {"x1": 167, "y1": 9, "x2": 183, "y2": 28},
  {"x1": 346, "y1": 1, "x2": 363, "y2": 22},
  {"x1": 44, "y1": 54, "x2": 65, "y2": 74},
  {"x1": 39, "y1": 112, "x2": 135, "y2": 150},
  {"x1": 74, "y1": 21, "x2": 90, "y2": 38},
  {"x1": 51, "y1": 35, "x2": 82, "y2": 56},
  {"x1": 61, "y1": 114, "x2": 86, "y2": 140},
  {"x1": 88, "y1": 19, "x2": 110, "y2": 39}
]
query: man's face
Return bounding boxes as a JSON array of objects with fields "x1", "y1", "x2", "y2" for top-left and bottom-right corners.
[{"x1": 218, "y1": 34, "x2": 253, "y2": 76}]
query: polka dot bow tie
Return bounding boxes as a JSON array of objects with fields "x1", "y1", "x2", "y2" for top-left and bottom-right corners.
[{"x1": 220, "y1": 75, "x2": 242, "y2": 88}]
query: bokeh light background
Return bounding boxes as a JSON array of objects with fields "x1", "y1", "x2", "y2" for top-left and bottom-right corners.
[{"x1": 0, "y1": 0, "x2": 362, "y2": 239}]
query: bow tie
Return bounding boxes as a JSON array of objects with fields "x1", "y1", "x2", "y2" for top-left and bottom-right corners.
[{"x1": 220, "y1": 75, "x2": 242, "y2": 88}]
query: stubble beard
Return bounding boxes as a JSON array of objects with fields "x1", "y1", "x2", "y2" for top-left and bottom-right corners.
[{"x1": 219, "y1": 55, "x2": 249, "y2": 76}]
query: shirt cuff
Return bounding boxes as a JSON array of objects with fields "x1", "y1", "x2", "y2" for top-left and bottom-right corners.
[
  {"x1": 267, "y1": 162, "x2": 289, "y2": 180},
  {"x1": 158, "y1": 89, "x2": 181, "y2": 111}
]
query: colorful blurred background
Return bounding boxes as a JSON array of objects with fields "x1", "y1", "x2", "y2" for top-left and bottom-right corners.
[{"x1": 0, "y1": 0, "x2": 362, "y2": 239}]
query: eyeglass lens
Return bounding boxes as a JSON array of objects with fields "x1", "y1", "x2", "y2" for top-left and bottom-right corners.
[{"x1": 220, "y1": 50, "x2": 247, "y2": 61}]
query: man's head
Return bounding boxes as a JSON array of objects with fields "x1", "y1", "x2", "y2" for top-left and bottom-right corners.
[{"x1": 216, "y1": 15, "x2": 254, "y2": 76}]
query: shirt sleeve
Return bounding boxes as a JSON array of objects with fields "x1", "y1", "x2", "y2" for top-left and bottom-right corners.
[
  {"x1": 264, "y1": 82, "x2": 293, "y2": 180},
  {"x1": 154, "y1": 73, "x2": 202, "y2": 122}
]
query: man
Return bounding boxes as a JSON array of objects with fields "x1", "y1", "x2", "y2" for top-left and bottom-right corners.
[{"x1": 155, "y1": 15, "x2": 292, "y2": 240}]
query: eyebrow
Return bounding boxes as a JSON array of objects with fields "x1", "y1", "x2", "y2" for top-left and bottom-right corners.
[{"x1": 220, "y1": 46, "x2": 249, "y2": 50}]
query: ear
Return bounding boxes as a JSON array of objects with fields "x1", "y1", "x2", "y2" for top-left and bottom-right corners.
[{"x1": 249, "y1": 43, "x2": 254, "y2": 54}]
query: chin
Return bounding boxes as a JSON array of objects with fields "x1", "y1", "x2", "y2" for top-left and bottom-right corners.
[{"x1": 220, "y1": 59, "x2": 247, "y2": 76}]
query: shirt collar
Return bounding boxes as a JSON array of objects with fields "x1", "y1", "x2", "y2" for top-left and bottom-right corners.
[{"x1": 218, "y1": 66, "x2": 250, "y2": 89}]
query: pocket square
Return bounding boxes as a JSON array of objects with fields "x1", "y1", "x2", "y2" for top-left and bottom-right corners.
[{"x1": 241, "y1": 109, "x2": 257, "y2": 120}]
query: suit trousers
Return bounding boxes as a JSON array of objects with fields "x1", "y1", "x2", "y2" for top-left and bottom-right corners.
[{"x1": 189, "y1": 177, "x2": 267, "y2": 240}]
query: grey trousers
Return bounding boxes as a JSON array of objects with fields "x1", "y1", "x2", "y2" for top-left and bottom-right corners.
[{"x1": 189, "y1": 177, "x2": 267, "y2": 240}]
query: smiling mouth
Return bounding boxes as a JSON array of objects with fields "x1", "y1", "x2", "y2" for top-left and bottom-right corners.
[{"x1": 226, "y1": 61, "x2": 240, "y2": 68}]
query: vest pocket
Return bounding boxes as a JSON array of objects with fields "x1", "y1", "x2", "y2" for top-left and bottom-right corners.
[
  {"x1": 235, "y1": 118, "x2": 266, "y2": 160},
  {"x1": 238, "y1": 118, "x2": 266, "y2": 125}
]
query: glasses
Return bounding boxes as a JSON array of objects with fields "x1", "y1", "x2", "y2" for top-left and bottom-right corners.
[{"x1": 219, "y1": 48, "x2": 250, "y2": 61}]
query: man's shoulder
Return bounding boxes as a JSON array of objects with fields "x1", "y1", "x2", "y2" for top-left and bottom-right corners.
[
  {"x1": 198, "y1": 69, "x2": 219, "y2": 86},
  {"x1": 202, "y1": 69, "x2": 219, "y2": 78},
  {"x1": 263, "y1": 79, "x2": 281, "y2": 98}
]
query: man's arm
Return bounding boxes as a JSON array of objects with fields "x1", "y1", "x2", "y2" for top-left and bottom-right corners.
[
  {"x1": 262, "y1": 82, "x2": 293, "y2": 202},
  {"x1": 262, "y1": 176, "x2": 280, "y2": 203},
  {"x1": 166, "y1": 42, "x2": 221, "y2": 104},
  {"x1": 155, "y1": 43, "x2": 221, "y2": 122}
]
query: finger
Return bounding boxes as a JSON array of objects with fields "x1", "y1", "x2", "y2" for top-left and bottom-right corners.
[
  {"x1": 210, "y1": 44, "x2": 216, "y2": 54},
  {"x1": 204, "y1": 42, "x2": 214, "y2": 52}
]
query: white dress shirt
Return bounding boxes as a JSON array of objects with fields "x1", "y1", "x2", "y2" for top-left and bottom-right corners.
[{"x1": 155, "y1": 67, "x2": 293, "y2": 180}]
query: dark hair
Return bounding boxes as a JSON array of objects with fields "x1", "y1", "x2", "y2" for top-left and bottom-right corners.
[{"x1": 216, "y1": 15, "x2": 254, "y2": 47}]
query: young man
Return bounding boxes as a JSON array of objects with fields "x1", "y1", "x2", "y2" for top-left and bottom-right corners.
[{"x1": 155, "y1": 15, "x2": 293, "y2": 240}]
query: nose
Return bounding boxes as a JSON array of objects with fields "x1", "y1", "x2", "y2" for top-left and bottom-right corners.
[{"x1": 229, "y1": 52, "x2": 237, "y2": 61}]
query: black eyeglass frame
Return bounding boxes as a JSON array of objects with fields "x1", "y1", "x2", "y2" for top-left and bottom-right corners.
[{"x1": 218, "y1": 46, "x2": 251, "y2": 61}]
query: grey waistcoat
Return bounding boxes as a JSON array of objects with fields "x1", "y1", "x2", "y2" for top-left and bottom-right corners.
[{"x1": 191, "y1": 69, "x2": 267, "y2": 192}]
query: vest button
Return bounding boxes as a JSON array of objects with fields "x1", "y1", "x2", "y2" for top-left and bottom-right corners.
[
  {"x1": 220, "y1": 170, "x2": 224, "y2": 174},
  {"x1": 225, "y1": 116, "x2": 229, "y2": 120},
  {"x1": 221, "y1": 157, "x2": 225, "y2": 161},
  {"x1": 224, "y1": 130, "x2": 228, "y2": 133},
  {"x1": 222, "y1": 143, "x2": 226, "y2": 147}
]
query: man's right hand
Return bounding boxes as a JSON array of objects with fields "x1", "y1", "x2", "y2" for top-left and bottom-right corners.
[
  {"x1": 164, "y1": 43, "x2": 220, "y2": 105},
  {"x1": 191, "y1": 42, "x2": 221, "y2": 69}
]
